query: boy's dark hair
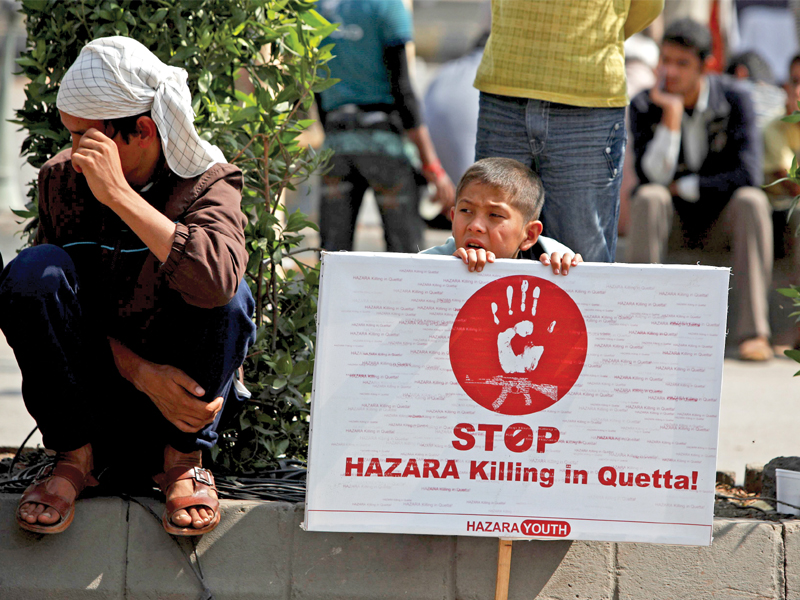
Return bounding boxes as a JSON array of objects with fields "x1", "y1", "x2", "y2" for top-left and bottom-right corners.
[
  {"x1": 790, "y1": 54, "x2": 800, "y2": 75},
  {"x1": 662, "y1": 18, "x2": 712, "y2": 62},
  {"x1": 103, "y1": 111, "x2": 153, "y2": 143},
  {"x1": 726, "y1": 51, "x2": 774, "y2": 85},
  {"x1": 456, "y1": 157, "x2": 544, "y2": 222}
]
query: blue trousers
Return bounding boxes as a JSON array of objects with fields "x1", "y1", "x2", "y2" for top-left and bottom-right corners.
[
  {"x1": 476, "y1": 92, "x2": 626, "y2": 263},
  {"x1": 0, "y1": 245, "x2": 256, "y2": 473}
]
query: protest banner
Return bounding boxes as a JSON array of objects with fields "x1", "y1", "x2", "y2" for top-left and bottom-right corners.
[{"x1": 304, "y1": 252, "x2": 729, "y2": 546}]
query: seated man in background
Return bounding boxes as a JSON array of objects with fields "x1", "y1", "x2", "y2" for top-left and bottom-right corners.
[
  {"x1": 764, "y1": 54, "x2": 800, "y2": 265},
  {"x1": 628, "y1": 19, "x2": 773, "y2": 361},
  {"x1": 726, "y1": 50, "x2": 786, "y2": 132},
  {"x1": 0, "y1": 36, "x2": 256, "y2": 535}
]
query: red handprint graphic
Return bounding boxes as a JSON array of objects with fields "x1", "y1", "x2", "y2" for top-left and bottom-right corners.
[{"x1": 449, "y1": 275, "x2": 587, "y2": 415}]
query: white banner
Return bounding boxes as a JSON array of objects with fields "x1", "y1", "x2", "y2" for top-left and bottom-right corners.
[{"x1": 305, "y1": 253, "x2": 729, "y2": 546}]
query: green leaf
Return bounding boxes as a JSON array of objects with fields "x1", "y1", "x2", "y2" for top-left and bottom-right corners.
[
  {"x1": 311, "y1": 77, "x2": 338, "y2": 93},
  {"x1": 778, "y1": 287, "x2": 800, "y2": 298},
  {"x1": 276, "y1": 353, "x2": 293, "y2": 376},
  {"x1": 784, "y1": 349, "x2": 800, "y2": 363},
  {"x1": 246, "y1": 248, "x2": 263, "y2": 274},
  {"x1": 254, "y1": 425, "x2": 275, "y2": 437},
  {"x1": 783, "y1": 113, "x2": 800, "y2": 123},
  {"x1": 22, "y1": 0, "x2": 48, "y2": 12},
  {"x1": 257, "y1": 413, "x2": 276, "y2": 425},
  {"x1": 292, "y1": 360, "x2": 310, "y2": 377},
  {"x1": 197, "y1": 70, "x2": 212, "y2": 94},
  {"x1": 15, "y1": 56, "x2": 41, "y2": 68},
  {"x1": 232, "y1": 106, "x2": 262, "y2": 123},
  {"x1": 310, "y1": 22, "x2": 339, "y2": 40},
  {"x1": 151, "y1": 7, "x2": 168, "y2": 23},
  {"x1": 284, "y1": 210, "x2": 313, "y2": 232},
  {"x1": 11, "y1": 208, "x2": 37, "y2": 219},
  {"x1": 275, "y1": 439, "x2": 290, "y2": 457}
]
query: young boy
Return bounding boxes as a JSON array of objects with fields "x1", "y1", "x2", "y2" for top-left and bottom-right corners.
[{"x1": 421, "y1": 157, "x2": 582, "y2": 274}]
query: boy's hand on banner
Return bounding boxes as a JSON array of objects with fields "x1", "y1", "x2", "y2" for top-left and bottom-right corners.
[
  {"x1": 454, "y1": 246, "x2": 496, "y2": 272},
  {"x1": 539, "y1": 252, "x2": 583, "y2": 275}
]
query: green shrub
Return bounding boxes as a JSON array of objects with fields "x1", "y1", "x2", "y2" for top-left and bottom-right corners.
[{"x1": 14, "y1": 0, "x2": 336, "y2": 473}]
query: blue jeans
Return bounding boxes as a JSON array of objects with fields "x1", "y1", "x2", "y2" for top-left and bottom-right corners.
[
  {"x1": 476, "y1": 92, "x2": 626, "y2": 262},
  {"x1": 0, "y1": 245, "x2": 256, "y2": 474}
]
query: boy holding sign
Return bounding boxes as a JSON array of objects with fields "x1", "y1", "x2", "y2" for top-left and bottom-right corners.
[{"x1": 422, "y1": 157, "x2": 582, "y2": 274}]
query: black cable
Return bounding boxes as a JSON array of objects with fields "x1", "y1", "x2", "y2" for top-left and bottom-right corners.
[
  {"x1": 7, "y1": 426, "x2": 39, "y2": 475},
  {"x1": 716, "y1": 492, "x2": 800, "y2": 513},
  {"x1": 1, "y1": 449, "x2": 308, "y2": 502}
]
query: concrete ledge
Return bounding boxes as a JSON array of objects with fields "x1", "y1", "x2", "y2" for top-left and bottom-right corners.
[
  {"x1": 0, "y1": 494, "x2": 796, "y2": 599},
  {"x1": 0, "y1": 496, "x2": 128, "y2": 599},
  {"x1": 618, "y1": 520, "x2": 784, "y2": 599}
]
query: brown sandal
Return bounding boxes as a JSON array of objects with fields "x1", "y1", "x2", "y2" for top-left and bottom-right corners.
[
  {"x1": 16, "y1": 461, "x2": 98, "y2": 534},
  {"x1": 154, "y1": 466, "x2": 220, "y2": 536}
]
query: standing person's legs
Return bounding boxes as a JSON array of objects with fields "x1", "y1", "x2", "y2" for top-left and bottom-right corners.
[
  {"x1": 354, "y1": 154, "x2": 424, "y2": 253},
  {"x1": 475, "y1": 92, "x2": 537, "y2": 172},
  {"x1": 720, "y1": 187, "x2": 773, "y2": 357},
  {"x1": 534, "y1": 104, "x2": 626, "y2": 263},
  {"x1": 627, "y1": 184, "x2": 676, "y2": 264},
  {"x1": 319, "y1": 153, "x2": 370, "y2": 251},
  {"x1": 476, "y1": 93, "x2": 625, "y2": 262}
]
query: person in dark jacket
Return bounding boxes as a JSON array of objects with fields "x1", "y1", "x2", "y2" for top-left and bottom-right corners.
[
  {"x1": 0, "y1": 37, "x2": 256, "y2": 536},
  {"x1": 627, "y1": 19, "x2": 774, "y2": 361}
]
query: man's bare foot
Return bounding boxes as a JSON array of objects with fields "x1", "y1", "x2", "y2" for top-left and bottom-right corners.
[
  {"x1": 18, "y1": 443, "x2": 93, "y2": 527},
  {"x1": 162, "y1": 446, "x2": 217, "y2": 530}
]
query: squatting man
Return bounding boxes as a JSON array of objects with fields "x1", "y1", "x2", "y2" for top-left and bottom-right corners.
[{"x1": 0, "y1": 37, "x2": 256, "y2": 536}]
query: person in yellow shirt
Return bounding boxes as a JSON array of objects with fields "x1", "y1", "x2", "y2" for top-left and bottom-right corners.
[
  {"x1": 473, "y1": 0, "x2": 663, "y2": 263},
  {"x1": 764, "y1": 54, "x2": 800, "y2": 219}
]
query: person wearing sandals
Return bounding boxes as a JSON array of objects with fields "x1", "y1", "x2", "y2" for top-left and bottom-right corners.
[{"x1": 0, "y1": 37, "x2": 256, "y2": 536}]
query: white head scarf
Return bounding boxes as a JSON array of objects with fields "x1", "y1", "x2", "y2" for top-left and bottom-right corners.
[{"x1": 56, "y1": 36, "x2": 226, "y2": 179}]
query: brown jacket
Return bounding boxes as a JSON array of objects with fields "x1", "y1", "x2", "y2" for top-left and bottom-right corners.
[{"x1": 35, "y1": 149, "x2": 248, "y2": 342}]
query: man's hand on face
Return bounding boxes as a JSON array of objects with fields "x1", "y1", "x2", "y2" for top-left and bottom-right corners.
[
  {"x1": 649, "y1": 72, "x2": 684, "y2": 131},
  {"x1": 134, "y1": 361, "x2": 223, "y2": 433},
  {"x1": 71, "y1": 128, "x2": 132, "y2": 206}
]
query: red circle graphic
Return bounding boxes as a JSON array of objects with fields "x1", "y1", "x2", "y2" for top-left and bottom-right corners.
[{"x1": 449, "y1": 275, "x2": 587, "y2": 415}]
